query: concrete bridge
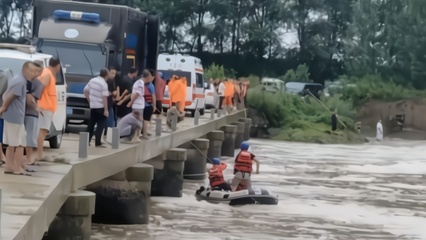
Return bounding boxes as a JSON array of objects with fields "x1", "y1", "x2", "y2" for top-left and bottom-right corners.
[{"x1": 0, "y1": 110, "x2": 250, "y2": 240}]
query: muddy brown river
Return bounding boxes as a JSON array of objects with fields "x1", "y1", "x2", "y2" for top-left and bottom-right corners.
[{"x1": 91, "y1": 138, "x2": 426, "y2": 240}]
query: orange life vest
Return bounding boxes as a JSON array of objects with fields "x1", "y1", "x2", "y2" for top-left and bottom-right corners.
[
  {"x1": 144, "y1": 83, "x2": 153, "y2": 103},
  {"x1": 234, "y1": 151, "x2": 253, "y2": 173},
  {"x1": 208, "y1": 166, "x2": 225, "y2": 187}
]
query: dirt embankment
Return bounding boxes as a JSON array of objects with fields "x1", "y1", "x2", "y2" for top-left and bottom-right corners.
[{"x1": 357, "y1": 99, "x2": 426, "y2": 139}]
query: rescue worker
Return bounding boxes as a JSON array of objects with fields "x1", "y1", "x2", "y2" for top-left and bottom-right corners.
[
  {"x1": 230, "y1": 141, "x2": 260, "y2": 192},
  {"x1": 208, "y1": 158, "x2": 231, "y2": 191}
]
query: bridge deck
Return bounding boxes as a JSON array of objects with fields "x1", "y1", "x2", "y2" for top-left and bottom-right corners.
[{"x1": 0, "y1": 110, "x2": 246, "y2": 240}]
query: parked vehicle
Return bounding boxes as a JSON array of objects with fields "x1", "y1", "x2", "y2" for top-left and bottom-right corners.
[
  {"x1": 32, "y1": 0, "x2": 159, "y2": 129},
  {"x1": 158, "y1": 53, "x2": 206, "y2": 116},
  {"x1": 260, "y1": 78, "x2": 285, "y2": 93},
  {"x1": 0, "y1": 43, "x2": 67, "y2": 148},
  {"x1": 285, "y1": 82, "x2": 323, "y2": 99},
  {"x1": 204, "y1": 82, "x2": 216, "y2": 109}
]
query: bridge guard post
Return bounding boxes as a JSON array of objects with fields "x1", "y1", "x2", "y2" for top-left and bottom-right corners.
[
  {"x1": 87, "y1": 164, "x2": 154, "y2": 225},
  {"x1": 151, "y1": 148, "x2": 187, "y2": 197},
  {"x1": 231, "y1": 122, "x2": 245, "y2": 149},
  {"x1": 220, "y1": 125, "x2": 237, "y2": 157},
  {"x1": 238, "y1": 118, "x2": 252, "y2": 141},
  {"x1": 179, "y1": 139, "x2": 210, "y2": 180},
  {"x1": 206, "y1": 130, "x2": 224, "y2": 160},
  {"x1": 45, "y1": 190, "x2": 95, "y2": 240}
]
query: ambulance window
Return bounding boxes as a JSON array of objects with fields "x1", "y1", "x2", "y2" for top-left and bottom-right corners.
[{"x1": 196, "y1": 73, "x2": 204, "y2": 88}]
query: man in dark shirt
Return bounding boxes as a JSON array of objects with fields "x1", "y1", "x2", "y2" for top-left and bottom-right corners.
[
  {"x1": 103, "y1": 66, "x2": 118, "y2": 138},
  {"x1": 116, "y1": 67, "x2": 138, "y2": 120}
]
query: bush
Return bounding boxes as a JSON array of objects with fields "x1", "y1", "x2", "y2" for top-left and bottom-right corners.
[
  {"x1": 339, "y1": 74, "x2": 426, "y2": 106},
  {"x1": 279, "y1": 64, "x2": 311, "y2": 82},
  {"x1": 247, "y1": 89, "x2": 356, "y2": 131},
  {"x1": 204, "y1": 63, "x2": 226, "y2": 80}
]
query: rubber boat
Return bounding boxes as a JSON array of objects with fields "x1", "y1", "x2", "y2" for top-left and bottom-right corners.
[{"x1": 195, "y1": 186, "x2": 279, "y2": 206}]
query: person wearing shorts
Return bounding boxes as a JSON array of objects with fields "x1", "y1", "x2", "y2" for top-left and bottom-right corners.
[
  {"x1": 24, "y1": 61, "x2": 44, "y2": 167},
  {"x1": 230, "y1": 141, "x2": 260, "y2": 192},
  {"x1": 0, "y1": 61, "x2": 34, "y2": 176},
  {"x1": 36, "y1": 58, "x2": 61, "y2": 162},
  {"x1": 0, "y1": 69, "x2": 11, "y2": 165}
]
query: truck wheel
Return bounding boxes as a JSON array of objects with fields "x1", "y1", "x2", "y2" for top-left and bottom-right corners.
[
  {"x1": 200, "y1": 108, "x2": 205, "y2": 116},
  {"x1": 190, "y1": 110, "x2": 195, "y2": 117},
  {"x1": 49, "y1": 133, "x2": 63, "y2": 149}
]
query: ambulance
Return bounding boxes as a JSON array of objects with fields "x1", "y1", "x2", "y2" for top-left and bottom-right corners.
[{"x1": 158, "y1": 53, "x2": 206, "y2": 116}]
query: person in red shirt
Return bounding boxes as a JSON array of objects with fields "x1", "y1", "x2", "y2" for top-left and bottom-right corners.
[
  {"x1": 208, "y1": 158, "x2": 231, "y2": 191},
  {"x1": 230, "y1": 141, "x2": 260, "y2": 192}
]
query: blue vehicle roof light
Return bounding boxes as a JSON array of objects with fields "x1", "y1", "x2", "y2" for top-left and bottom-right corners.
[{"x1": 53, "y1": 10, "x2": 101, "y2": 24}]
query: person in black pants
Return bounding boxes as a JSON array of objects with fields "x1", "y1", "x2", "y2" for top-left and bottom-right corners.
[{"x1": 84, "y1": 69, "x2": 110, "y2": 147}]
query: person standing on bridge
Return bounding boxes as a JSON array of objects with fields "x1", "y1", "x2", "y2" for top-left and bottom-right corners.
[
  {"x1": 0, "y1": 69, "x2": 12, "y2": 167},
  {"x1": 142, "y1": 69, "x2": 156, "y2": 138},
  {"x1": 0, "y1": 61, "x2": 34, "y2": 176},
  {"x1": 35, "y1": 57, "x2": 61, "y2": 163},
  {"x1": 116, "y1": 68, "x2": 138, "y2": 122},
  {"x1": 103, "y1": 66, "x2": 118, "y2": 140},
  {"x1": 127, "y1": 70, "x2": 146, "y2": 134},
  {"x1": 84, "y1": 68, "x2": 110, "y2": 148},
  {"x1": 23, "y1": 61, "x2": 44, "y2": 168},
  {"x1": 153, "y1": 71, "x2": 166, "y2": 118}
]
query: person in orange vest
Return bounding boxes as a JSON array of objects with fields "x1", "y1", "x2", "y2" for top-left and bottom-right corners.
[
  {"x1": 208, "y1": 158, "x2": 231, "y2": 191},
  {"x1": 168, "y1": 75, "x2": 187, "y2": 113},
  {"x1": 230, "y1": 141, "x2": 260, "y2": 192},
  {"x1": 36, "y1": 58, "x2": 61, "y2": 163},
  {"x1": 224, "y1": 78, "x2": 234, "y2": 112}
]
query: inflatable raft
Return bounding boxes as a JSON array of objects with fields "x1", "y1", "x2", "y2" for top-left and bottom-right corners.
[{"x1": 195, "y1": 186, "x2": 279, "y2": 206}]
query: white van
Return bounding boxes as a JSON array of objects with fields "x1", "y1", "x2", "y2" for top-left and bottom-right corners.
[
  {"x1": 158, "y1": 53, "x2": 206, "y2": 116},
  {"x1": 0, "y1": 43, "x2": 67, "y2": 148},
  {"x1": 261, "y1": 78, "x2": 285, "y2": 93}
]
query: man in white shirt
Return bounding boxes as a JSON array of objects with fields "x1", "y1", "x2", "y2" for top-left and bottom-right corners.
[
  {"x1": 84, "y1": 69, "x2": 110, "y2": 147},
  {"x1": 218, "y1": 79, "x2": 226, "y2": 110},
  {"x1": 127, "y1": 74, "x2": 145, "y2": 122}
]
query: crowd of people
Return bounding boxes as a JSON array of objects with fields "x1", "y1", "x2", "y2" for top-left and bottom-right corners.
[
  {"x1": 210, "y1": 78, "x2": 249, "y2": 113},
  {"x1": 0, "y1": 58, "x2": 61, "y2": 176},
  {"x1": 0, "y1": 60, "x2": 251, "y2": 177}
]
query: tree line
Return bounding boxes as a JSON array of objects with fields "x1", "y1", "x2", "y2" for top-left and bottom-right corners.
[{"x1": 1, "y1": 0, "x2": 426, "y2": 89}]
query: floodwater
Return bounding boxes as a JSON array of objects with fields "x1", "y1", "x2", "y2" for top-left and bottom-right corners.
[{"x1": 91, "y1": 138, "x2": 426, "y2": 240}]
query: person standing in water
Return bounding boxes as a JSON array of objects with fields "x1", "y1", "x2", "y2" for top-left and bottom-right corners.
[
  {"x1": 331, "y1": 109, "x2": 338, "y2": 132},
  {"x1": 376, "y1": 120, "x2": 383, "y2": 141}
]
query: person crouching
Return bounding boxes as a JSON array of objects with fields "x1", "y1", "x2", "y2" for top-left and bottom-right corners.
[{"x1": 208, "y1": 158, "x2": 231, "y2": 191}]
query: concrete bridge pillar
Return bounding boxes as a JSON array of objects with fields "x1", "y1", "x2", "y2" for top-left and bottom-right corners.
[
  {"x1": 238, "y1": 118, "x2": 252, "y2": 141},
  {"x1": 221, "y1": 125, "x2": 237, "y2": 157},
  {"x1": 150, "y1": 148, "x2": 187, "y2": 197},
  {"x1": 87, "y1": 163, "x2": 154, "y2": 225},
  {"x1": 45, "y1": 190, "x2": 95, "y2": 240},
  {"x1": 180, "y1": 139, "x2": 210, "y2": 180},
  {"x1": 205, "y1": 130, "x2": 225, "y2": 160},
  {"x1": 231, "y1": 122, "x2": 245, "y2": 149}
]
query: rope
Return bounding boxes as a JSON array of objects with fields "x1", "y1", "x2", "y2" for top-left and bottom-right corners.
[{"x1": 306, "y1": 89, "x2": 347, "y2": 129}]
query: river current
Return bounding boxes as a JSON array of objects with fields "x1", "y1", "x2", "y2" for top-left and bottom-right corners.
[{"x1": 91, "y1": 138, "x2": 426, "y2": 240}]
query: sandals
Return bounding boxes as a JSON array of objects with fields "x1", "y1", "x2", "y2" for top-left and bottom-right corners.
[
  {"x1": 25, "y1": 168, "x2": 36, "y2": 173},
  {"x1": 0, "y1": 160, "x2": 5, "y2": 166},
  {"x1": 29, "y1": 162, "x2": 41, "y2": 166},
  {"x1": 4, "y1": 171, "x2": 31, "y2": 176}
]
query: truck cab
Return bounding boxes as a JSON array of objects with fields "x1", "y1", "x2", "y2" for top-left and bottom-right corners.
[{"x1": 32, "y1": 0, "x2": 159, "y2": 129}]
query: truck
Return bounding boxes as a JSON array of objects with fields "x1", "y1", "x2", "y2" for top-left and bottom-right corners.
[{"x1": 32, "y1": 0, "x2": 160, "y2": 129}]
